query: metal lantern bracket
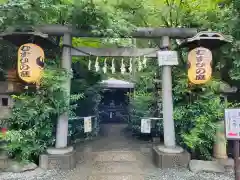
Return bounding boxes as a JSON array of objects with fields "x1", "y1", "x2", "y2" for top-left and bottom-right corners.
[
  {"x1": 177, "y1": 31, "x2": 233, "y2": 50},
  {"x1": 219, "y1": 83, "x2": 238, "y2": 94},
  {"x1": 0, "y1": 27, "x2": 59, "y2": 53}
]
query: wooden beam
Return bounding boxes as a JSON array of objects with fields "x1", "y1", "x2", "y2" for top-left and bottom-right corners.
[
  {"x1": 71, "y1": 47, "x2": 158, "y2": 57},
  {"x1": 133, "y1": 27, "x2": 197, "y2": 39},
  {"x1": 36, "y1": 24, "x2": 197, "y2": 38}
]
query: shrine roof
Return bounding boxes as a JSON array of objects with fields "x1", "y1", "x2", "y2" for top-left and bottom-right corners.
[{"x1": 100, "y1": 78, "x2": 134, "y2": 89}]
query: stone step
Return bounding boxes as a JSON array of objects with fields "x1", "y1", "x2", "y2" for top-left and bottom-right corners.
[
  {"x1": 93, "y1": 151, "x2": 138, "y2": 162},
  {"x1": 77, "y1": 145, "x2": 152, "y2": 154},
  {"x1": 87, "y1": 173, "x2": 144, "y2": 180},
  {"x1": 91, "y1": 161, "x2": 142, "y2": 174},
  {"x1": 77, "y1": 146, "x2": 152, "y2": 154}
]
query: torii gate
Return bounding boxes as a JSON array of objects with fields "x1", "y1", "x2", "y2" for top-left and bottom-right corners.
[{"x1": 0, "y1": 25, "x2": 231, "y2": 170}]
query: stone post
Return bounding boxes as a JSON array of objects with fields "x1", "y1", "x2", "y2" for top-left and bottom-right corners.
[
  {"x1": 214, "y1": 120, "x2": 227, "y2": 159},
  {"x1": 213, "y1": 85, "x2": 237, "y2": 170},
  {"x1": 213, "y1": 95, "x2": 227, "y2": 159}
]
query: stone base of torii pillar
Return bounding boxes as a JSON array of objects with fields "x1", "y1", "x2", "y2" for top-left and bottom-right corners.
[
  {"x1": 152, "y1": 145, "x2": 190, "y2": 168},
  {"x1": 39, "y1": 147, "x2": 76, "y2": 170}
]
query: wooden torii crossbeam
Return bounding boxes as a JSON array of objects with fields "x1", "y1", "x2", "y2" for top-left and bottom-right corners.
[
  {"x1": 36, "y1": 24, "x2": 197, "y2": 38},
  {"x1": 1, "y1": 25, "x2": 198, "y2": 58}
]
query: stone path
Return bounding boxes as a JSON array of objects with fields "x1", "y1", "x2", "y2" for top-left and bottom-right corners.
[
  {"x1": 77, "y1": 150, "x2": 146, "y2": 180},
  {"x1": 65, "y1": 124, "x2": 157, "y2": 180},
  {"x1": 0, "y1": 124, "x2": 234, "y2": 180}
]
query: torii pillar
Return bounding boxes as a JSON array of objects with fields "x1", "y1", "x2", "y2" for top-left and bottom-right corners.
[
  {"x1": 39, "y1": 33, "x2": 76, "y2": 170},
  {"x1": 152, "y1": 36, "x2": 191, "y2": 168}
]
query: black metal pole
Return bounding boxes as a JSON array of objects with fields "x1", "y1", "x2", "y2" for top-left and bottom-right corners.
[{"x1": 234, "y1": 140, "x2": 240, "y2": 180}]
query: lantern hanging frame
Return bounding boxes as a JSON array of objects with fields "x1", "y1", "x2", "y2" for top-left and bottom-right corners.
[
  {"x1": 0, "y1": 30, "x2": 58, "y2": 50},
  {"x1": 177, "y1": 31, "x2": 233, "y2": 50},
  {"x1": 0, "y1": 27, "x2": 59, "y2": 58}
]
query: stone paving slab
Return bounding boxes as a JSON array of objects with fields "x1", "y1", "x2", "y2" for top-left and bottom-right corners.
[
  {"x1": 189, "y1": 160, "x2": 225, "y2": 173},
  {"x1": 93, "y1": 151, "x2": 138, "y2": 162},
  {"x1": 87, "y1": 173, "x2": 144, "y2": 180},
  {"x1": 91, "y1": 161, "x2": 141, "y2": 173}
]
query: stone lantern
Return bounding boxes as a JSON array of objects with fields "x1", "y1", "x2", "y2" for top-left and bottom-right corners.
[{"x1": 214, "y1": 84, "x2": 237, "y2": 170}]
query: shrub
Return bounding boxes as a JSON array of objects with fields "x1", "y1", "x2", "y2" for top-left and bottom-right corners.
[
  {"x1": 129, "y1": 91, "x2": 155, "y2": 134},
  {"x1": 3, "y1": 64, "x2": 82, "y2": 163},
  {"x1": 174, "y1": 95, "x2": 225, "y2": 160},
  {"x1": 173, "y1": 73, "x2": 236, "y2": 160}
]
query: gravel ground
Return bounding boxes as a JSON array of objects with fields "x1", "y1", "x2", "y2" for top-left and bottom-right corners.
[
  {"x1": 0, "y1": 167, "x2": 234, "y2": 180},
  {"x1": 144, "y1": 168, "x2": 234, "y2": 180},
  {"x1": 0, "y1": 125, "x2": 234, "y2": 180}
]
